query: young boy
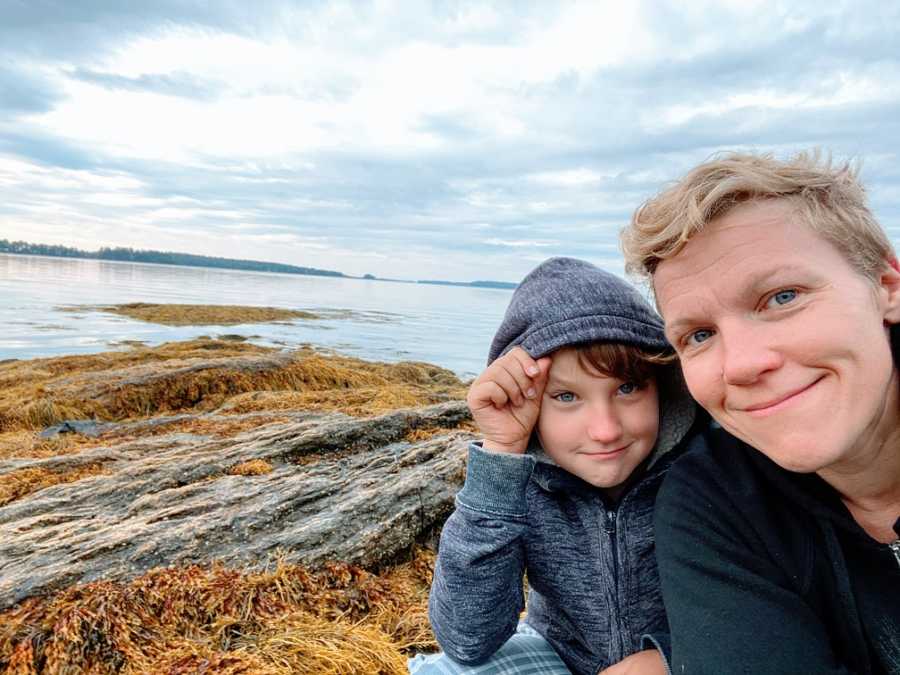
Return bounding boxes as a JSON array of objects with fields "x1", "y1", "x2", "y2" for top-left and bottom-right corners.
[{"x1": 414, "y1": 257, "x2": 698, "y2": 675}]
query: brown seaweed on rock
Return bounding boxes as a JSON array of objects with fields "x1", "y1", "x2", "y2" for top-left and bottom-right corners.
[
  {"x1": 0, "y1": 340, "x2": 469, "y2": 673},
  {"x1": 0, "y1": 462, "x2": 108, "y2": 507},
  {"x1": 0, "y1": 338, "x2": 468, "y2": 457},
  {"x1": 63, "y1": 303, "x2": 321, "y2": 327},
  {"x1": 0, "y1": 548, "x2": 438, "y2": 674}
]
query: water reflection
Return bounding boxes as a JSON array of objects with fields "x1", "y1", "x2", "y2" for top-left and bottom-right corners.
[{"x1": 0, "y1": 254, "x2": 513, "y2": 378}]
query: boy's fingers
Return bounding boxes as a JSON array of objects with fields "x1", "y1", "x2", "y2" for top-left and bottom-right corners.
[
  {"x1": 503, "y1": 348, "x2": 543, "y2": 398},
  {"x1": 468, "y1": 380, "x2": 509, "y2": 410},
  {"x1": 470, "y1": 348, "x2": 542, "y2": 410},
  {"x1": 495, "y1": 361, "x2": 533, "y2": 405},
  {"x1": 529, "y1": 357, "x2": 553, "y2": 399},
  {"x1": 535, "y1": 356, "x2": 552, "y2": 379},
  {"x1": 508, "y1": 346, "x2": 541, "y2": 377},
  {"x1": 485, "y1": 381, "x2": 510, "y2": 409},
  {"x1": 469, "y1": 363, "x2": 518, "y2": 408}
]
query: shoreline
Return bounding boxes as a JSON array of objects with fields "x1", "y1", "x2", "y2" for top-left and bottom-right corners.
[{"x1": 0, "y1": 249, "x2": 518, "y2": 289}]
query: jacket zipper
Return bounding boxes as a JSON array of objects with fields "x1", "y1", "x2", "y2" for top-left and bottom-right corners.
[
  {"x1": 604, "y1": 506, "x2": 623, "y2": 662},
  {"x1": 890, "y1": 540, "x2": 900, "y2": 568},
  {"x1": 605, "y1": 509, "x2": 618, "y2": 580}
]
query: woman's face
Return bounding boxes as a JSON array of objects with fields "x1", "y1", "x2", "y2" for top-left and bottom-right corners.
[{"x1": 653, "y1": 199, "x2": 900, "y2": 477}]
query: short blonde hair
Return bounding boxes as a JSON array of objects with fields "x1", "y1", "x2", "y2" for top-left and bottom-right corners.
[{"x1": 621, "y1": 150, "x2": 894, "y2": 282}]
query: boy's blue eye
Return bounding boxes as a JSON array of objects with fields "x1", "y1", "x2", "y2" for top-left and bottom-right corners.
[
  {"x1": 618, "y1": 381, "x2": 637, "y2": 395},
  {"x1": 554, "y1": 391, "x2": 576, "y2": 403}
]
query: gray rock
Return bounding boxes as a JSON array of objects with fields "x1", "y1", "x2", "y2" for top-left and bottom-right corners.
[
  {"x1": 0, "y1": 401, "x2": 473, "y2": 610},
  {"x1": 38, "y1": 419, "x2": 115, "y2": 439}
]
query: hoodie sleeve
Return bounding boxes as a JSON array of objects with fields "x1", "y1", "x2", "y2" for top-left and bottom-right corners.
[
  {"x1": 654, "y1": 436, "x2": 857, "y2": 675},
  {"x1": 428, "y1": 442, "x2": 534, "y2": 665}
]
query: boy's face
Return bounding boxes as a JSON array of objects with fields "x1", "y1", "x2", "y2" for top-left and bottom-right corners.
[{"x1": 537, "y1": 347, "x2": 660, "y2": 491}]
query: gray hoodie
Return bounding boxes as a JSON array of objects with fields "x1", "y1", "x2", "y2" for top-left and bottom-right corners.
[{"x1": 428, "y1": 257, "x2": 698, "y2": 675}]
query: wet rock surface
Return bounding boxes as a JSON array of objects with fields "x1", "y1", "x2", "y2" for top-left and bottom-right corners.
[
  {"x1": 37, "y1": 419, "x2": 115, "y2": 439},
  {"x1": 0, "y1": 401, "x2": 473, "y2": 610}
]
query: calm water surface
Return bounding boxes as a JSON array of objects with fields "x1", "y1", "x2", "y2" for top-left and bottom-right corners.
[{"x1": 0, "y1": 254, "x2": 515, "y2": 378}]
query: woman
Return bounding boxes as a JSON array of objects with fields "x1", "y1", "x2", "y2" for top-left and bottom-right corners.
[{"x1": 620, "y1": 151, "x2": 900, "y2": 674}]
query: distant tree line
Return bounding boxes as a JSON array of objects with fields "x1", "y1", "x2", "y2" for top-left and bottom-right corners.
[
  {"x1": 0, "y1": 239, "x2": 345, "y2": 278},
  {"x1": 417, "y1": 279, "x2": 517, "y2": 289}
]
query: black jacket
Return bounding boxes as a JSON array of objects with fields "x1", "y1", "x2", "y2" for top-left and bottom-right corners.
[{"x1": 655, "y1": 426, "x2": 900, "y2": 674}]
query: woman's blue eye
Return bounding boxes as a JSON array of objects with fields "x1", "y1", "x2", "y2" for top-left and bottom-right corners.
[
  {"x1": 618, "y1": 382, "x2": 637, "y2": 395},
  {"x1": 768, "y1": 289, "x2": 797, "y2": 307},
  {"x1": 687, "y1": 329, "x2": 713, "y2": 345},
  {"x1": 555, "y1": 392, "x2": 576, "y2": 403}
]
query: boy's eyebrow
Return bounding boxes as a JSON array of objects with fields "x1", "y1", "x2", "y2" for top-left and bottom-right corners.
[{"x1": 545, "y1": 373, "x2": 576, "y2": 387}]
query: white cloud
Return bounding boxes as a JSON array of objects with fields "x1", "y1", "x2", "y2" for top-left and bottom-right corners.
[
  {"x1": 528, "y1": 169, "x2": 607, "y2": 186},
  {"x1": 482, "y1": 238, "x2": 556, "y2": 248}
]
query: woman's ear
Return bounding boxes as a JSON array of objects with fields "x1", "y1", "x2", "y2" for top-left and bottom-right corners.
[{"x1": 880, "y1": 257, "x2": 900, "y2": 324}]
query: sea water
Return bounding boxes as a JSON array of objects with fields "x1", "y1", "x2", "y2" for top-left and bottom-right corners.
[{"x1": 0, "y1": 253, "x2": 516, "y2": 379}]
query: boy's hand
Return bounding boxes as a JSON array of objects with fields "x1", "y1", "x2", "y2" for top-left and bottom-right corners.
[{"x1": 466, "y1": 347, "x2": 551, "y2": 454}]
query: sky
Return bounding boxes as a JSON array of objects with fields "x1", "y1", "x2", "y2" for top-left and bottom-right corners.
[{"x1": 2, "y1": 1, "x2": 900, "y2": 283}]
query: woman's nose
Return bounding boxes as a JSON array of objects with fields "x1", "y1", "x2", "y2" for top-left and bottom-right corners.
[{"x1": 720, "y1": 320, "x2": 784, "y2": 386}]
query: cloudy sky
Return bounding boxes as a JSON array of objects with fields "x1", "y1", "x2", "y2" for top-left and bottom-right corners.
[{"x1": 2, "y1": 1, "x2": 899, "y2": 282}]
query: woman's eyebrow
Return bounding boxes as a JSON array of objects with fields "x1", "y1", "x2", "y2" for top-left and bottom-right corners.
[
  {"x1": 664, "y1": 317, "x2": 698, "y2": 340},
  {"x1": 664, "y1": 265, "x2": 814, "y2": 337},
  {"x1": 741, "y1": 265, "x2": 805, "y2": 293}
]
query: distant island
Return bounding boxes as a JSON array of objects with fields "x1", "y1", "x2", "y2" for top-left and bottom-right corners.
[
  {"x1": 0, "y1": 239, "x2": 345, "y2": 278},
  {"x1": 1, "y1": 238, "x2": 517, "y2": 289},
  {"x1": 417, "y1": 279, "x2": 518, "y2": 290}
]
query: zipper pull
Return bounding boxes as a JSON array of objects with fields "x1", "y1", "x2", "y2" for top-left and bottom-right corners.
[
  {"x1": 605, "y1": 509, "x2": 617, "y2": 536},
  {"x1": 890, "y1": 540, "x2": 900, "y2": 569}
]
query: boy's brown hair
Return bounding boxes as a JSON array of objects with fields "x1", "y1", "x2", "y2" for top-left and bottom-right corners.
[{"x1": 574, "y1": 342, "x2": 674, "y2": 386}]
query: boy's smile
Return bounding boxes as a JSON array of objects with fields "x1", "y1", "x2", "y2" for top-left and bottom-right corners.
[{"x1": 537, "y1": 347, "x2": 660, "y2": 493}]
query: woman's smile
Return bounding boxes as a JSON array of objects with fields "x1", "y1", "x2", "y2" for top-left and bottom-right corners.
[{"x1": 738, "y1": 375, "x2": 825, "y2": 418}]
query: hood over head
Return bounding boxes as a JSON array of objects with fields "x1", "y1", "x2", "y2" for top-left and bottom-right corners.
[{"x1": 492, "y1": 257, "x2": 696, "y2": 472}]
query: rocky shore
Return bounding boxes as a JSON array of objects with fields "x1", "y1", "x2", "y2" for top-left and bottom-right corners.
[{"x1": 0, "y1": 337, "x2": 475, "y2": 673}]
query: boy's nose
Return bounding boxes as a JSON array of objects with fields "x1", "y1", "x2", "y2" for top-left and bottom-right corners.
[{"x1": 586, "y1": 407, "x2": 623, "y2": 444}]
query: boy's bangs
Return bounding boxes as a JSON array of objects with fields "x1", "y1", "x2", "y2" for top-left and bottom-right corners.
[{"x1": 575, "y1": 342, "x2": 674, "y2": 384}]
